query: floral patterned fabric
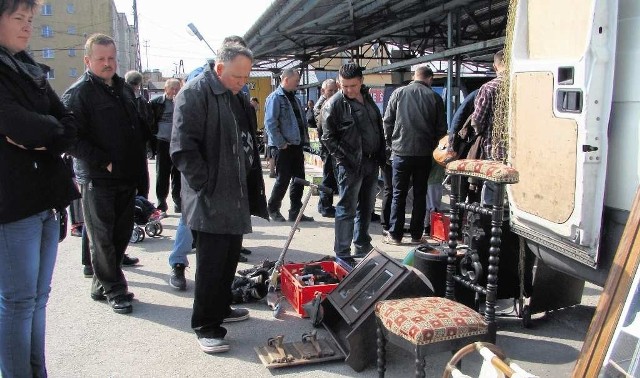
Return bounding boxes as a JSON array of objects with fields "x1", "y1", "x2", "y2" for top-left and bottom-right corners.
[
  {"x1": 445, "y1": 159, "x2": 519, "y2": 184},
  {"x1": 375, "y1": 297, "x2": 488, "y2": 345}
]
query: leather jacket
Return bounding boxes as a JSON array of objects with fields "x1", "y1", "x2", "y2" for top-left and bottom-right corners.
[{"x1": 320, "y1": 86, "x2": 386, "y2": 171}]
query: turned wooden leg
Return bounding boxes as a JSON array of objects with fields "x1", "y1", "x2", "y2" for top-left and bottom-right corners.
[
  {"x1": 376, "y1": 324, "x2": 386, "y2": 378},
  {"x1": 415, "y1": 351, "x2": 426, "y2": 378}
]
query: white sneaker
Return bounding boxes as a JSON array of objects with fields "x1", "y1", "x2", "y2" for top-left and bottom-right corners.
[{"x1": 198, "y1": 337, "x2": 230, "y2": 354}]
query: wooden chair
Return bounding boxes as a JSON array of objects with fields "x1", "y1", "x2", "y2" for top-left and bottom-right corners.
[{"x1": 374, "y1": 159, "x2": 520, "y2": 377}]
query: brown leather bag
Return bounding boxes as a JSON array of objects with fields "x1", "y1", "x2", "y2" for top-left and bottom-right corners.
[{"x1": 433, "y1": 134, "x2": 458, "y2": 167}]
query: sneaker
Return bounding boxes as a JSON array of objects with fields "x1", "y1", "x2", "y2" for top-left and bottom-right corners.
[
  {"x1": 70, "y1": 224, "x2": 83, "y2": 237},
  {"x1": 223, "y1": 308, "x2": 249, "y2": 323},
  {"x1": 289, "y1": 214, "x2": 314, "y2": 222},
  {"x1": 198, "y1": 337, "x2": 230, "y2": 354},
  {"x1": 382, "y1": 229, "x2": 390, "y2": 237},
  {"x1": 122, "y1": 254, "x2": 139, "y2": 266},
  {"x1": 269, "y1": 210, "x2": 286, "y2": 222},
  {"x1": 382, "y1": 234, "x2": 402, "y2": 246},
  {"x1": 169, "y1": 264, "x2": 187, "y2": 291},
  {"x1": 410, "y1": 236, "x2": 428, "y2": 245},
  {"x1": 83, "y1": 265, "x2": 93, "y2": 278},
  {"x1": 108, "y1": 295, "x2": 132, "y2": 314},
  {"x1": 150, "y1": 209, "x2": 166, "y2": 221}
]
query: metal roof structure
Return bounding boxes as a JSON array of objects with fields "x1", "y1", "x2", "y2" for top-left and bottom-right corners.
[{"x1": 244, "y1": 0, "x2": 509, "y2": 74}]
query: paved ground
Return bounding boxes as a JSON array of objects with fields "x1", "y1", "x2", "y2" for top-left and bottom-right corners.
[{"x1": 45, "y1": 160, "x2": 601, "y2": 377}]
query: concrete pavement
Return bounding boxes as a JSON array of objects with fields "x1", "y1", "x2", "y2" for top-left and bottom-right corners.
[{"x1": 45, "y1": 160, "x2": 599, "y2": 377}]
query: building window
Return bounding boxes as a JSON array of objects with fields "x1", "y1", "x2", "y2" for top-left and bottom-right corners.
[
  {"x1": 41, "y1": 25, "x2": 53, "y2": 38},
  {"x1": 69, "y1": 68, "x2": 78, "y2": 77},
  {"x1": 41, "y1": 3, "x2": 52, "y2": 16},
  {"x1": 46, "y1": 69, "x2": 55, "y2": 80},
  {"x1": 42, "y1": 48, "x2": 55, "y2": 59},
  {"x1": 68, "y1": 48, "x2": 76, "y2": 57},
  {"x1": 66, "y1": 3, "x2": 75, "y2": 14},
  {"x1": 67, "y1": 25, "x2": 76, "y2": 35}
]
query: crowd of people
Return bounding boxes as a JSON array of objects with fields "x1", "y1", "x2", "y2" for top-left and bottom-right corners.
[{"x1": 0, "y1": 0, "x2": 504, "y2": 374}]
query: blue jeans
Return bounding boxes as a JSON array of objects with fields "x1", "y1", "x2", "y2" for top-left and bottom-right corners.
[
  {"x1": 169, "y1": 215, "x2": 191, "y2": 267},
  {"x1": 389, "y1": 155, "x2": 431, "y2": 240},
  {"x1": 0, "y1": 210, "x2": 59, "y2": 377},
  {"x1": 334, "y1": 158, "x2": 378, "y2": 257}
]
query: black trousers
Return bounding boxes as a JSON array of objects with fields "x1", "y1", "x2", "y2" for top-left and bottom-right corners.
[
  {"x1": 155, "y1": 140, "x2": 181, "y2": 210},
  {"x1": 380, "y1": 162, "x2": 392, "y2": 230},
  {"x1": 318, "y1": 153, "x2": 338, "y2": 214},
  {"x1": 389, "y1": 155, "x2": 432, "y2": 240},
  {"x1": 192, "y1": 232, "x2": 242, "y2": 339},
  {"x1": 267, "y1": 145, "x2": 305, "y2": 218},
  {"x1": 81, "y1": 182, "x2": 135, "y2": 299},
  {"x1": 137, "y1": 158, "x2": 150, "y2": 199}
]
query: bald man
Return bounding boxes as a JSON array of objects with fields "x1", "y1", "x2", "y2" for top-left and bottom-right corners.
[
  {"x1": 151, "y1": 78, "x2": 182, "y2": 214},
  {"x1": 314, "y1": 79, "x2": 339, "y2": 217}
]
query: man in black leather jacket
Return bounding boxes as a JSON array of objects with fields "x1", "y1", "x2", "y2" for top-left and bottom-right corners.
[
  {"x1": 62, "y1": 33, "x2": 147, "y2": 315},
  {"x1": 321, "y1": 62, "x2": 385, "y2": 260}
]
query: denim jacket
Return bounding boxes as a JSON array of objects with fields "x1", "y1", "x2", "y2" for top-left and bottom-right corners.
[{"x1": 264, "y1": 85, "x2": 309, "y2": 148}]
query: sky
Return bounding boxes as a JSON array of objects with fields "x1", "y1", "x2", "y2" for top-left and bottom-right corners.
[{"x1": 112, "y1": 0, "x2": 273, "y2": 77}]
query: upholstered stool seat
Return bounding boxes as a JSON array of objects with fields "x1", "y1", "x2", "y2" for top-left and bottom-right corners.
[
  {"x1": 446, "y1": 159, "x2": 519, "y2": 184},
  {"x1": 375, "y1": 297, "x2": 488, "y2": 345}
]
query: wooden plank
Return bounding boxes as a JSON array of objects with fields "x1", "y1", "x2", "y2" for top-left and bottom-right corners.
[{"x1": 573, "y1": 187, "x2": 640, "y2": 377}]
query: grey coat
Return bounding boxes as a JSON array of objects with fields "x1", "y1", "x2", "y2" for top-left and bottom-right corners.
[{"x1": 170, "y1": 65, "x2": 268, "y2": 234}]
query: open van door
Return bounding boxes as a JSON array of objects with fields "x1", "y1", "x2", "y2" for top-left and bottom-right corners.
[{"x1": 507, "y1": 0, "x2": 618, "y2": 267}]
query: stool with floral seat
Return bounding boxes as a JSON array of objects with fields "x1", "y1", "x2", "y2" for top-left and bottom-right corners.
[{"x1": 374, "y1": 159, "x2": 519, "y2": 378}]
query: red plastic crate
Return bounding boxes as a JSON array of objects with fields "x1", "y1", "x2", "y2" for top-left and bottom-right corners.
[
  {"x1": 281, "y1": 261, "x2": 348, "y2": 317},
  {"x1": 430, "y1": 211, "x2": 451, "y2": 241}
]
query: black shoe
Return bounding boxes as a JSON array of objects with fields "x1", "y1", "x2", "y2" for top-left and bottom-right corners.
[
  {"x1": 289, "y1": 214, "x2": 314, "y2": 222},
  {"x1": 238, "y1": 254, "x2": 248, "y2": 263},
  {"x1": 157, "y1": 202, "x2": 168, "y2": 212},
  {"x1": 174, "y1": 203, "x2": 181, "y2": 213},
  {"x1": 319, "y1": 208, "x2": 336, "y2": 218},
  {"x1": 91, "y1": 290, "x2": 134, "y2": 302},
  {"x1": 240, "y1": 248, "x2": 252, "y2": 255},
  {"x1": 122, "y1": 254, "x2": 139, "y2": 266},
  {"x1": 371, "y1": 213, "x2": 381, "y2": 222},
  {"x1": 83, "y1": 265, "x2": 93, "y2": 278},
  {"x1": 169, "y1": 264, "x2": 187, "y2": 290},
  {"x1": 109, "y1": 295, "x2": 132, "y2": 314},
  {"x1": 269, "y1": 210, "x2": 286, "y2": 222}
]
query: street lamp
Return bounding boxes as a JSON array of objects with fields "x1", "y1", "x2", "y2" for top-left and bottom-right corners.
[{"x1": 187, "y1": 23, "x2": 216, "y2": 57}]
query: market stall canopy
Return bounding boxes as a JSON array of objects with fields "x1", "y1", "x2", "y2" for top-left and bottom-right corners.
[{"x1": 244, "y1": 0, "x2": 509, "y2": 73}]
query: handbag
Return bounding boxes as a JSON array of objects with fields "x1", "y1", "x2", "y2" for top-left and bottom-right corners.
[
  {"x1": 433, "y1": 134, "x2": 457, "y2": 167},
  {"x1": 58, "y1": 208, "x2": 68, "y2": 243}
]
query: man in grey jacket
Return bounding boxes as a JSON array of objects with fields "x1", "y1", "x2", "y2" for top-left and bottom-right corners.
[
  {"x1": 170, "y1": 43, "x2": 268, "y2": 354},
  {"x1": 382, "y1": 66, "x2": 447, "y2": 245}
]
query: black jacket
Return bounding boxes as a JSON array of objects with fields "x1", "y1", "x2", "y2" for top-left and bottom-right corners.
[
  {"x1": 0, "y1": 52, "x2": 80, "y2": 223},
  {"x1": 61, "y1": 71, "x2": 147, "y2": 185},
  {"x1": 320, "y1": 86, "x2": 386, "y2": 171}
]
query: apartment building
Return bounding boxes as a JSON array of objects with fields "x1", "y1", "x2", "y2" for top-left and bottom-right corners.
[{"x1": 29, "y1": 0, "x2": 139, "y2": 95}]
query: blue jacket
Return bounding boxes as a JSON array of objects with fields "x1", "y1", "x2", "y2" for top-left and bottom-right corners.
[{"x1": 264, "y1": 85, "x2": 309, "y2": 148}]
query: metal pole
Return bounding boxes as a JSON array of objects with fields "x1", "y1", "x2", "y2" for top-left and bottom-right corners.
[{"x1": 446, "y1": 11, "x2": 454, "y2": 126}]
